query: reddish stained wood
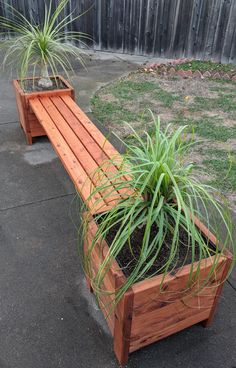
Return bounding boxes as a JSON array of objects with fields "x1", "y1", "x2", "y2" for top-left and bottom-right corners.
[
  {"x1": 29, "y1": 98, "x2": 107, "y2": 212},
  {"x1": 61, "y1": 95, "x2": 132, "y2": 186},
  {"x1": 131, "y1": 256, "x2": 226, "y2": 307},
  {"x1": 39, "y1": 96, "x2": 120, "y2": 206},
  {"x1": 113, "y1": 275, "x2": 134, "y2": 366},
  {"x1": 193, "y1": 215, "x2": 233, "y2": 259},
  {"x1": 87, "y1": 218, "x2": 125, "y2": 280},
  {"x1": 26, "y1": 88, "x2": 73, "y2": 105},
  {"x1": 132, "y1": 260, "x2": 226, "y2": 317},
  {"x1": 85, "y1": 216, "x2": 233, "y2": 364},
  {"x1": 129, "y1": 310, "x2": 210, "y2": 353},
  {"x1": 131, "y1": 287, "x2": 216, "y2": 338},
  {"x1": 51, "y1": 96, "x2": 132, "y2": 199},
  {"x1": 23, "y1": 90, "x2": 133, "y2": 208},
  {"x1": 61, "y1": 94, "x2": 120, "y2": 159},
  {"x1": 84, "y1": 219, "x2": 124, "y2": 335},
  {"x1": 13, "y1": 76, "x2": 74, "y2": 145},
  {"x1": 51, "y1": 96, "x2": 109, "y2": 161},
  {"x1": 202, "y1": 256, "x2": 232, "y2": 327},
  {"x1": 13, "y1": 80, "x2": 32, "y2": 144},
  {"x1": 60, "y1": 96, "x2": 134, "y2": 197}
]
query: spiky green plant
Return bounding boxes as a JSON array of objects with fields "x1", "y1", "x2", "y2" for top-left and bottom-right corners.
[
  {"x1": 81, "y1": 113, "x2": 235, "y2": 305},
  {"x1": 0, "y1": 0, "x2": 91, "y2": 88}
]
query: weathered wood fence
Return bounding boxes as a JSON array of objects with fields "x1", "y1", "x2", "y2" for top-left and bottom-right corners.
[{"x1": 1, "y1": 0, "x2": 236, "y2": 63}]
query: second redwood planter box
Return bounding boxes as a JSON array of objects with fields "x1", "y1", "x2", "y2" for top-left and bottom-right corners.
[
  {"x1": 13, "y1": 75, "x2": 75, "y2": 145},
  {"x1": 84, "y1": 217, "x2": 232, "y2": 365}
]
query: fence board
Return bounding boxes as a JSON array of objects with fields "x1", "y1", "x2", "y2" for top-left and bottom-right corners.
[{"x1": 0, "y1": 0, "x2": 235, "y2": 63}]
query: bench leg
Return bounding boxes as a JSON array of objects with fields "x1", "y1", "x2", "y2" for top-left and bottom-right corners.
[
  {"x1": 202, "y1": 258, "x2": 232, "y2": 328},
  {"x1": 113, "y1": 278, "x2": 134, "y2": 366},
  {"x1": 26, "y1": 133, "x2": 33, "y2": 145}
]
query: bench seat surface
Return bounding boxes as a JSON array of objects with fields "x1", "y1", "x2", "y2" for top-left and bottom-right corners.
[{"x1": 29, "y1": 95, "x2": 129, "y2": 213}]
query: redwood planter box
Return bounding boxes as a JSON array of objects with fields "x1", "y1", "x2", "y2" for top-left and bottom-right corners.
[
  {"x1": 13, "y1": 76, "x2": 75, "y2": 145},
  {"x1": 84, "y1": 217, "x2": 232, "y2": 365}
]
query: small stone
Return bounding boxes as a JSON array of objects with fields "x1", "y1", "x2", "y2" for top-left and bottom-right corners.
[
  {"x1": 154, "y1": 63, "x2": 161, "y2": 69},
  {"x1": 222, "y1": 73, "x2": 230, "y2": 80},
  {"x1": 193, "y1": 70, "x2": 202, "y2": 78},
  {"x1": 212, "y1": 72, "x2": 221, "y2": 79},
  {"x1": 176, "y1": 58, "x2": 183, "y2": 64},
  {"x1": 203, "y1": 71, "x2": 211, "y2": 78},
  {"x1": 149, "y1": 63, "x2": 156, "y2": 69},
  {"x1": 177, "y1": 70, "x2": 186, "y2": 78},
  {"x1": 168, "y1": 66, "x2": 176, "y2": 75},
  {"x1": 184, "y1": 70, "x2": 193, "y2": 77},
  {"x1": 160, "y1": 65, "x2": 167, "y2": 73},
  {"x1": 232, "y1": 75, "x2": 236, "y2": 82}
]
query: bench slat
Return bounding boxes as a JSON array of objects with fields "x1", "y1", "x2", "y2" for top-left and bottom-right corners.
[
  {"x1": 39, "y1": 96, "x2": 121, "y2": 205},
  {"x1": 51, "y1": 96, "x2": 131, "y2": 198},
  {"x1": 29, "y1": 98, "x2": 108, "y2": 212},
  {"x1": 61, "y1": 95, "x2": 120, "y2": 159},
  {"x1": 59, "y1": 95, "x2": 132, "y2": 194},
  {"x1": 29, "y1": 94, "x2": 134, "y2": 213}
]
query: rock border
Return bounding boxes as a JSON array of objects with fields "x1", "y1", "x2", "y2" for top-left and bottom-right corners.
[{"x1": 142, "y1": 58, "x2": 236, "y2": 82}]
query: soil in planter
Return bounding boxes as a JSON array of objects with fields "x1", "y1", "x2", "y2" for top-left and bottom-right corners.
[
  {"x1": 20, "y1": 77, "x2": 67, "y2": 93},
  {"x1": 96, "y1": 217, "x2": 216, "y2": 278}
]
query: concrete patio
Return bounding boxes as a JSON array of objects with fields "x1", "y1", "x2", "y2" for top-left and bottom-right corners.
[{"x1": 0, "y1": 51, "x2": 235, "y2": 368}]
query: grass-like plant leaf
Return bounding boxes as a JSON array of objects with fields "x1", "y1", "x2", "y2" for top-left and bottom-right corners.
[
  {"x1": 0, "y1": 0, "x2": 92, "y2": 88},
  {"x1": 81, "y1": 113, "x2": 235, "y2": 307}
]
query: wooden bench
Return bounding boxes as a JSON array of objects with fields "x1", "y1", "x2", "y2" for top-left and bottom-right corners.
[
  {"x1": 29, "y1": 94, "x2": 130, "y2": 214},
  {"x1": 27, "y1": 90, "x2": 135, "y2": 365}
]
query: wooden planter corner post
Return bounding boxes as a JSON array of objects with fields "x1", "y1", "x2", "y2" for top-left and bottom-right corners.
[
  {"x1": 113, "y1": 275, "x2": 134, "y2": 365},
  {"x1": 13, "y1": 75, "x2": 75, "y2": 145},
  {"x1": 84, "y1": 218, "x2": 233, "y2": 366}
]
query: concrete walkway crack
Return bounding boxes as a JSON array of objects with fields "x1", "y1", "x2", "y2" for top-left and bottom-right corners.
[
  {"x1": 227, "y1": 280, "x2": 236, "y2": 292},
  {"x1": 0, "y1": 120, "x2": 19, "y2": 125},
  {"x1": 0, "y1": 192, "x2": 76, "y2": 212}
]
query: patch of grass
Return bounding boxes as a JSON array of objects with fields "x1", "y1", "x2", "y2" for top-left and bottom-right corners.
[
  {"x1": 176, "y1": 60, "x2": 236, "y2": 74},
  {"x1": 91, "y1": 95, "x2": 136, "y2": 123},
  {"x1": 190, "y1": 95, "x2": 236, "y2": 113},
  {"x1": 107, "y1": 80, "x2": 180, "y2": 108},
  {"x1": 216, "y1": 93, "x2": 236, "y2": 112},
  {"x1": 171, "y1": 115, "x2": 236, "y2": 142},
  {"x1": 195, "y1": 119, "x2": 234, "y2": 141},
  {"x1": 91, "y1": 95, "x2": 155, "y2": 130},
  {"x1": 202, "y1": 148, "x2": 236, "y2": 191},
  {"x1": 110, "y1": 80, "x2": 157, "y2": 100},
  {"x1": 210, "y1": 78, "x2": 236, "y2": 86},
  {"x1": 209, "y1": 85, "x2": 236, "y2": 93},
  {"x1": 154, "y1": 88, "x2": 180, "y2": 108}
]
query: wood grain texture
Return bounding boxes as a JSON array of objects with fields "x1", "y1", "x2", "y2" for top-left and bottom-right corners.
[
  {"x1": 85, "y1": 217, "x2": 233, "y2": 364},
  {"x1": 129, "y1": 310, "x2": 210, "y2": 353},
  {"x1": 113, "y1": 276, "x2": 134, "y2": 366},
  {"x1": 2, "y1": 0, "x2": 236, "y2": 63},
  {"x1": 130, "y1": 258, "x2": 227, "y2": 353},
  {"x1": 84, "y1": 218, "x2": 126, "y2": 334},
  {"x1": 29, "y1": 97, "x2": 107, "y2": 211},
  {"x1": 13, "y1": 77, "x2": 74, "y2": 145},
  {"x1": 28, "y1": 93, "x2": 132, "y2": 212}
]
